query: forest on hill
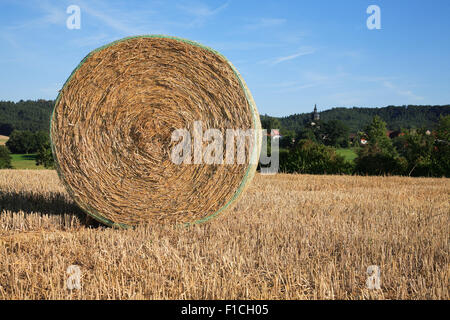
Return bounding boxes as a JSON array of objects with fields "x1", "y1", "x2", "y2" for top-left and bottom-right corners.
[
  {"x1": 0, "y1": 100, "x2": 54, "y2": 135},
  {"x1": 272, "y1": 105, "x2": 450, "y2": 134},
  {"x1": 0, "y1": 100, "x2": 449, "y2": 135}
]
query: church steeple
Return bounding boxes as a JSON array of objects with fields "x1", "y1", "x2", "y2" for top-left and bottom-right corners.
[{"x1": 313, "y1": 104, "x2": 320, "y2": 121}]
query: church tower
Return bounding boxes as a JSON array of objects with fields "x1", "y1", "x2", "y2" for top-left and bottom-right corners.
[{"x1": 313, "y1": 104, "x2": 320, "y2": 121}]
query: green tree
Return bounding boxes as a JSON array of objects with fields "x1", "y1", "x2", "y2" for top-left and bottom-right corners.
[
  {"x1": 6, "y1": 130, "x2": 34, "y2": 154},
  {"x1": 279, "y1": 129, "x2": 296, "y2": 149},
  {"x1": 355, "y1": 116, "x2": 405, "y2": 175},
  {"x1": 365, "y1": 116, "x2": 396, "y2": 153},
  {"x1": 280, "y1": 139, "x2": 353, "y2": 174},
  {"x1": 394, "y1": 129, "x2": 434, "y2": 176},
  {"x1": 431, "y1": 115, "x2": 450, "y2": 177},
  {"x1": 261, "y1": 116, "x2": 281, "y2": 133},
  {"x1": 296, "y1": 127, "x2": 318, "y2": 143},
  {"x1": 35, "y1": 142, "x2": 54, "y2": 168},
  {"x1": 0, "y1": 145, "x2": 12, "y2": 169},
  {"x1": 5, "y1": 130, "x2": 49, "y2": 154},
  {"x1": 321, "y1": 120, "x2": 349, "y2": 147},
  {"x1": 34, "y1": 131, "x2": 50, "y2": 149}
]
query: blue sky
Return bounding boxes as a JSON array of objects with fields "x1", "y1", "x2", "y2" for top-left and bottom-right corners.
[{"x1": 0, "y1": 0, "x2": 449, "y2": 116}]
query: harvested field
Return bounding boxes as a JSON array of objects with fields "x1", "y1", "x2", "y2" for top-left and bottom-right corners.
[
  {"x1": 0, "y1": 170, "x2": 448, "y2": 299},
  {"x1": 0, "y1": 135, "x2": 8, "y2": 145}
]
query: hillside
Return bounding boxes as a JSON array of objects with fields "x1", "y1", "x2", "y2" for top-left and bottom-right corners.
[
  {"x1": 0, "y1": 100, "x2": 54, "y2": 135},
  {"x1": 269, "y1": 105, "x2": 450, "y2": 133},
  {"x1": 0, "y1": 100, "x2": 449, "y2": 136}
]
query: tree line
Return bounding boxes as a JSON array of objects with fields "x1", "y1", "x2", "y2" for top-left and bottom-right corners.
[
  {"x1": 0, "y1": 115, "x2": 449, "y2": 176},
  {"x1": 1, "y1": 100, "x2": 448, "y2": 135},
  {"x1": 0, "y1": 100, "x2": 448, "y2": 176},
  {"x1": 0, "y1": 100, "x2": 54, "y2": 135},
  {"x1": 262, "y1": 115, "x2": 450, "y2": 177},
  {"x1": 0, "y1": 130, "x2": 54, "y2": 169},
  {"x1": 263, "y1": 105, "x2": 450, "y2": 134}
]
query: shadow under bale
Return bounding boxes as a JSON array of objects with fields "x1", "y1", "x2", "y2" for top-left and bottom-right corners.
[{"x1": 0, "y1": 190, "x2": 101, "y2": 228}]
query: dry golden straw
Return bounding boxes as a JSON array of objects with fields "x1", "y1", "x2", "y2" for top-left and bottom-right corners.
[{"x1": 51, "y1": 35, "x2": 261, "y2": 228}]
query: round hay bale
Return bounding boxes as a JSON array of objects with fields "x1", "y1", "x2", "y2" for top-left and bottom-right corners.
[{"x1": 50, "y1": 35, "x2": 261, "y2": 228}]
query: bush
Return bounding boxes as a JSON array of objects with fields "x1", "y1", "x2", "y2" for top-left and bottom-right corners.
[
  {"x1": 0, "y1": 145, "x2": 12, "y2": 169},
  {"x1": 321, "y1": 120, "x2": 349, "y2": 147},
  {"x1": 5, "y1": 130, "x2": 50, "y2": 154},
  {"x1": 35, "y1": 142, "x2": 54, "y2": 169},
  {"x1": 280, "y1": 139, "x2": 353, "y2": 174},
  {"x1": 354, "y1": 116, "x2": 406, "y2": 175},
  {"x1": 393, "y1": 128, "x2": 434, "y2": 176},
  {"x1": 355, "y1": 145, "x2": 407, "y2": 175},
  {"x1": 431, "y1": 115, "x2": 450, "y2": 177}
]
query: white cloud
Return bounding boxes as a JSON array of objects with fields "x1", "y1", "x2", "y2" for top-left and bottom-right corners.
[
  {"x1": 262, "y1": 47, "x2": 316, "y2": 65},
  {"x1": 205, "y1": 40, "x2": 283, "y2": 51},
  {"x1": 79, "y1": 1, "x2": 146, "y2": 35},
  {"x1": 273, "y1": 50, "x2": 315, "y2": 64},
  {"x1": 6, "y1": 0, "x2": 66, "y2": 30},
  {"x1": 383, "y1": 81, "x2": 423, "y2": 101},
  {"x1": 272, "y1": 82, "x2": 317, "y2": 93},
  {"x1": 244, "y1": 18, "x2": 286, "y2": 30},
  {"x1": 178, "y1": 1, "x2": 229, "y2": 17},
  {"x1": 383, "y1": 81, "x2": 395, "y2": 89},
  {"x1": 176, "y1": 1, "x2": 229, "y2": 27}
]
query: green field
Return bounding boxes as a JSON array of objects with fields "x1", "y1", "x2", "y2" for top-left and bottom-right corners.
[
  {"x1": 336, "y1": 148, "x2": 358, "y2": 162},
  {"x1": 1, "y1": 135, "x2": 45, "y2": 169},
  {"x1": 11, "y1": 154, "x2": 44, "y2": 170},
  {"x1": 9, "y1": 149, "x2": 358, "y2": 169}
]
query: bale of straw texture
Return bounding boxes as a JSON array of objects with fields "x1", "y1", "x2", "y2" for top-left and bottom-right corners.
[{"x1": 51, "y1": 35, "x2": 261, "y2": 228}]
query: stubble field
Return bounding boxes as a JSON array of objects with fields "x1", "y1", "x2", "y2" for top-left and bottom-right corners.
[{"x1": 0, "y1": 170, "x2": 448, "y2": 299}]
